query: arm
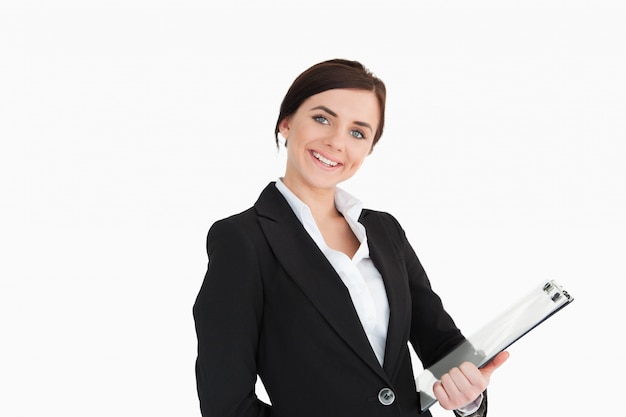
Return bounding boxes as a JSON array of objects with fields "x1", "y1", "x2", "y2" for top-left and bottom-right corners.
[
  {"x1": 391, "y1": 214, "x2": 465, "y2": 367},
  {"x1": 192, "y1": 218, "x2": 271, "y2": 417},
  {"x1": 388, "y1": 214, "x2": 508, "y2": 415}
]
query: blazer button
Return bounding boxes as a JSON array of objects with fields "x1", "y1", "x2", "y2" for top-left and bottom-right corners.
[{"x1": 378, "y1": 388, "x2": 395, "y2": 406}]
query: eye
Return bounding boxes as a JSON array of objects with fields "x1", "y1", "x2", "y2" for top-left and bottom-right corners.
[
  {"x1": 350, "y1": 129, "x2": 366, "y2": 140},
  {"x1": 313, "y1": 115, "x2": 329, "y2": 125}
]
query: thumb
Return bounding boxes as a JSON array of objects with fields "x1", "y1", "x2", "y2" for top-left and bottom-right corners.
[{"x1": 480, "y1": 350, "x2": 510, "y2": 378}]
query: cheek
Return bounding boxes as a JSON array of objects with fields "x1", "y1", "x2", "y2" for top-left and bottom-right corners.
[{"x1": 348, "y1": 152, "x2": 369, "y2": 170}]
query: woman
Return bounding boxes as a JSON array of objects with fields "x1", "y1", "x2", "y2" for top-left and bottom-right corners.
[{"x1": 193, "y1": 59, "x2": 508, "y2": 417}]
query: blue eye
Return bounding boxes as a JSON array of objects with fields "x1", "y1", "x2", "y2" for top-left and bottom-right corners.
[
  {"x1": 350, "y1": 130, "x2": 365, "y2": 139},
  {"x1": 314, "y1": 115, "x2": 329, "y2": 124}
]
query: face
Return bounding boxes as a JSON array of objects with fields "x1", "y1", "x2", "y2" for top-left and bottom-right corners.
[{"x1": 278, "y1": 88, "x2": 380, "y2": 193}]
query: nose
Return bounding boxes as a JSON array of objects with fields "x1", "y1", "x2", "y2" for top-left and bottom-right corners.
[{"x1": 323, "y1": 129, "x2": 345, "y2": 152}]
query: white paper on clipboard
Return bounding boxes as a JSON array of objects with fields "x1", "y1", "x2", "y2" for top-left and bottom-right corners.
[{"x1": 417, "y1": 279, "x2": 574, "y2": 412}]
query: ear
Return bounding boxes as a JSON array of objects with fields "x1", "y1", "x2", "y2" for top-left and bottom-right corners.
[{"x1": 278, "y1": 117, "x2": 291, "y2": 140}]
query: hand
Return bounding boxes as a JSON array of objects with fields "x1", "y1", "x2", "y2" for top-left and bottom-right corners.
[{"x1": 433, "y1": 350, "x2": 509, "y2": 410}]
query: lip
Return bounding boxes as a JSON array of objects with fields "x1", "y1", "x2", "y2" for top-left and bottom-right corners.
[{"x1": 309, "y1": 150, "x2": 342, "y2": 168}]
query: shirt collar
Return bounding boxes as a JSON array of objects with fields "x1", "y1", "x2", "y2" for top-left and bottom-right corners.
[
  {"x1": 274, "y1": 178, "x2": 369, "y2": 262},
  {"x1": 274, "y1": 178, "x2": 364, "y2": 225}
]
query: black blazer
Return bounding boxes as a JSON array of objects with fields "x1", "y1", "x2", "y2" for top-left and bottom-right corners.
[{"x1": 193, "y1": 182, "x2": 486, "y2": 417}]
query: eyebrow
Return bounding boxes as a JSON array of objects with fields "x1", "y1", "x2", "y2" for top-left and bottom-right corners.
[{"x1": 310, "y1": 105, "x2": 374, "y2": 133}]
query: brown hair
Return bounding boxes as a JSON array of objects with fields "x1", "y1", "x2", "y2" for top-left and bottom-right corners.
[{"x1": 274, "y1": 59, "x2": 387, "y2": 150}]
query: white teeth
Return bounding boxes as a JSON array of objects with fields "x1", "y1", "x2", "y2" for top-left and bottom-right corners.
[{"x1": 312, "y1": 151, "x2": 338, "y2": 167}]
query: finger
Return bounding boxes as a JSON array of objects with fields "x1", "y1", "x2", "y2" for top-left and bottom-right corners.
[
  {"x1": 435, "y1": 371, "x2": 462, "y2": 406},
  {"x1": 435, "y1": 368, "x2": 480, "y2": 410},
  {"x1": 448, "y1": 365, "x2": 473, "y2": 393},
  {"x1": 452, "y1": 364, "x2": 487, "y2": 402},
  {"x1": 480, "y1": 351, "x2": 510, "y2": 378},
  {"x1": 433, "y1": 378, "x2": 453, "y2": 409},
  {"x1": 458, "y1": 361, "x2": 486, "y2": 387}
]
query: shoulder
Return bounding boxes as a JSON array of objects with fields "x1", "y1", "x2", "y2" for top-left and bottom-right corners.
[
  {"x1": 360, "y1": 208, "x2": 404, "y2": 231},
  {"x1": 206, "y1": 208, "x2": 257, "y2": 249},
  {"x1": 207, "y1": 182, "x2": 278, "y2": 238},
  {"x1": 212, "y1": 207, "x2": 257, "y2": 229},
  {"x1": 360, "y1": 208, "x2": 409, "y2": 245}
]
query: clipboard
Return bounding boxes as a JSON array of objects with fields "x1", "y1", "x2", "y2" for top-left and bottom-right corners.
[{"x1": 416, "y1": 279, "x2": 574, "y2": 412}]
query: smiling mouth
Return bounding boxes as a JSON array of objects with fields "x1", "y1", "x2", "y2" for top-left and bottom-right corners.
[{"x1": 311, "y1": 151, "x2": 339, "y2": 167}]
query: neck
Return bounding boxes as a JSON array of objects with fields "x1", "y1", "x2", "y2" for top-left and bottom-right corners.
[{"x1": 281, "y1": 177, "x2": 339, "y2": 220}]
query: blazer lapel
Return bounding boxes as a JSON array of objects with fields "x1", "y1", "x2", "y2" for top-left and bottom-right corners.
[
  {"x1": 360, "y1": 211, "x2": 411, "y2": 381},
  {"x1": 254, "y1": 183, "x2": 387, "y2": 380}
]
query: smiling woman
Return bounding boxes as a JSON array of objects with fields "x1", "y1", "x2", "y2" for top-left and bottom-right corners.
[
  {"x1": 279, "y1": 89, "x2": 379, "y2": 197},
  {"x1": 192, "y1": 59, "x2": 508, "y2": 417}
]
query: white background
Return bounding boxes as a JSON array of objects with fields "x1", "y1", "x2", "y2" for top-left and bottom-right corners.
[{"x1": 1, "y1": 1, "x2": 624, "y2": 416}]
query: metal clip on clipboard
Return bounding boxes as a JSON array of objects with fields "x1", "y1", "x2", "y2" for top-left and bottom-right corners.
[{"x1": 416, "y1": 279, "x2": 574, "y2": 412}]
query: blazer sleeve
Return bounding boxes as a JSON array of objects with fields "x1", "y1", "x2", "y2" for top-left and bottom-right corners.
[
  {"x1": 192, "y1": 218, "x2": 271, "y2": 417},
  {"x1": 384, "y1": 213, "x2": 465, "y2": 366},
  {"x1": 388, "y1": 214, "x2": 489, "y2": 416}
]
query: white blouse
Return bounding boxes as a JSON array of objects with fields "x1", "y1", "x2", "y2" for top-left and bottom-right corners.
[{"x1": 274, "y1": 179, "x2": 390, "y2": 365}]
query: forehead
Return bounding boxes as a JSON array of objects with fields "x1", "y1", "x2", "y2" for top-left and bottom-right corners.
[{"x1": 300, "y1": 89, "x2": 380, "y2": 122}]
